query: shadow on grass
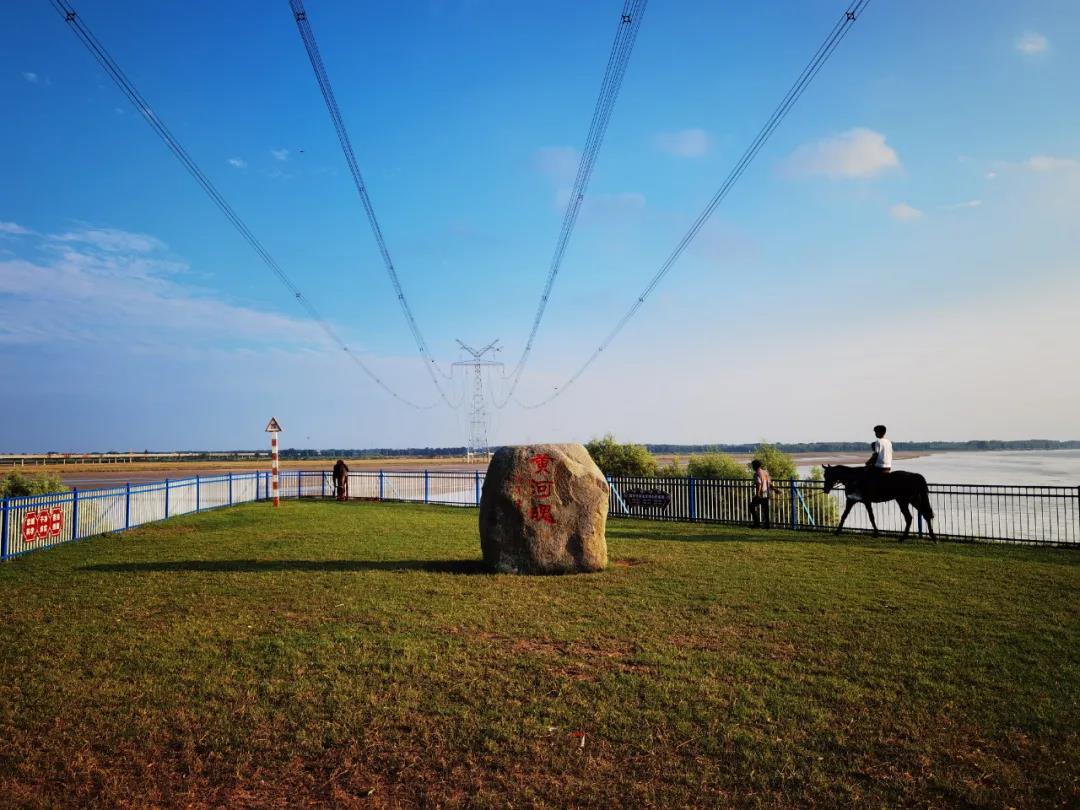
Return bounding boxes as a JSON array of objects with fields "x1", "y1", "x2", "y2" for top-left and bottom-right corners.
[
  {"x1": 607, "y1": 523, "x2": 919, "y2": 547},
  {"x1": 80, "y1": 559, "x2": 491, "y2": 575}
]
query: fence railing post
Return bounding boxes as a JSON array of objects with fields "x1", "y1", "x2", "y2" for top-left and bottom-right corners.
[
  {"x1": 379, "y1": 470, "x2": 384, "y2": 501},
  {"x1": 125, "y1": 482, "x2": 131, "y2": 529},
  {"x1": 321, "y1": 471, "x2": 326, "y2": 498},
  {"x1": 72, "y1": 488, "x2": 79, "y2": 541},
  {"x1": 475, "y1": 471, "x2": 481, "y2": 506},
  {"x1": 790, "y1": 479, "x2": 797, "y2": 531},
  {"x1": 164, "y1": 478, "x2": 170, "y2": 519},
  {"x1": 195, "y1": 475, "x2": 201, "y2": 513},
  {"x1": 228, "y1": 472, "x2": 233, "y2": 506},
  {"x1": 424, "y1": 470, "x2": 430, "y2": 504},
  {"x1": 1, "y1": 497, "x2": 9, "y2": 561},
  {"x1": 688, "y1": 477, "x2": 697, "y2": 521}
]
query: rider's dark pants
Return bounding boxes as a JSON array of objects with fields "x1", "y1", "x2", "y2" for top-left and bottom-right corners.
[{"x1": 750, "y1": 496, "x2": 771, "y2": 528}]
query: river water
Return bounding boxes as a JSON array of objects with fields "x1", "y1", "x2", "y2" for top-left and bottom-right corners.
[{"x1": 799, "y1": 450, "x2": 1080, "y2": 487}]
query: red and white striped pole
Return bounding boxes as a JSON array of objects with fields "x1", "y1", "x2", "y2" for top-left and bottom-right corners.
[
  {"x1": 271, "y1": 434, "x2": 279, "y2": 507},
  {"x1": 265, "y1": 417, "x2": 283, "y2": 508}
]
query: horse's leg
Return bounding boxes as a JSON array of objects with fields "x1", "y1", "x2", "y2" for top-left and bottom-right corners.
[
  {"x1": 915, "y1": 489, "x2": 937, "y2": 542},
  {"x1": 864, "y1": 501, "x2": 878, "y2": 536},
  {"x1": 897, "y1": 501, "x2": 912, "y2": 540},
  {"x1": 920, "y1": 511, "x2": 937, "y2": 542},
  {"x1": 835, "y1": 499, "x2": 855, "y2": 535}
]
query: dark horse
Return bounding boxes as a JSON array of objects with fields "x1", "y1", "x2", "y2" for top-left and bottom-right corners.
[{"x1": 822, "y1": 465, "x2": 936, "y2": 541}]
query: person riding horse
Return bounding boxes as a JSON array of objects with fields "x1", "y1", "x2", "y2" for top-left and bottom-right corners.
[
  {"x1": 854, "y1": 424, "x2": 892, "y2": 501},
  {"x1": 822, "y1": 425, "x2": 936, "y2": 541}
]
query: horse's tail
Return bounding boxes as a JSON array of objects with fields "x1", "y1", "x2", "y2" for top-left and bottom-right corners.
[{"x1": 915, "y1": 474, "x2": 935, "y2": 519}]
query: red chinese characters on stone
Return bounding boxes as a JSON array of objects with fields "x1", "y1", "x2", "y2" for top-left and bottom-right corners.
[
  {"x1": 529, "y1": 454, "x2": 553, "y2": 475},
  {"x1": 529, "y1": 504, "x2": 555, "y2": 524},
  {"x1": 529, "y1": 480, "x2": 553, "y2": 499},
  {"x1": 526, "y1": 452, "x2": 556, "y2": 525}
]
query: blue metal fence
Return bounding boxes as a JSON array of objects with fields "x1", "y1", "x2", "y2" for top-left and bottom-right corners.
[{"x1": 2, "y1": 470, "x2": 1077, "y2": 562}]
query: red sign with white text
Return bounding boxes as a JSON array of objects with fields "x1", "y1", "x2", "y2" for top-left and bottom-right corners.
[{"x1": 21, "y1": 507, "x2": 63, "y2": 544}]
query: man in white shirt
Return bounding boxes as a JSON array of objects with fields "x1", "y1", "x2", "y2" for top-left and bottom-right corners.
[{"x1": 865, "y1": 425, "x2": 893, "y2": 474}]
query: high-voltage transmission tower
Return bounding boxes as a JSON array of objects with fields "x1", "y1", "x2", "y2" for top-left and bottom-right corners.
[{"x1": 453, "y1": 340, "x2": 502, "y2": 460}]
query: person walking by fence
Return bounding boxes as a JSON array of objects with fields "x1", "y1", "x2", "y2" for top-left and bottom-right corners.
[
  {"x1": 332, "y1": 458, "x2": 350, "y2": 501},
  {"x1": 750, "y1": 459, "x2": 772, "y2": 529}
]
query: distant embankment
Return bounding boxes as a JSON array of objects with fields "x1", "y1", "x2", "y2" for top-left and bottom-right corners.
[{"x1": 3, "y1": 441, "x2": 1078, "y2": 468}]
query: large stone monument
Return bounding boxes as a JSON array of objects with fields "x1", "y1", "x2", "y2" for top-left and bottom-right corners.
[{"x1": 479, "y1": 443, "x2": 609, "y2": 574}]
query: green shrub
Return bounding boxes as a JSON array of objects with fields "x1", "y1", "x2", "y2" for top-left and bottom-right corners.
[
  {"x1": 799, "y1": 465, "x2": 840, "y2": 525},
  {"x1": 584, "y1": 435, "x2": 658, "y2": 478},
  {"x1": 750, "y1": 443, "x2": 797, "y2": 481},
  {"x1": 656, "y1": 458, "x2": 686, "y2": 478},
  {"x1": 0, "y1": 471, "x2": 69, "y2": 498},
  {"x1": 687, "y1": 453, "x2": 751, "y2": 480}
]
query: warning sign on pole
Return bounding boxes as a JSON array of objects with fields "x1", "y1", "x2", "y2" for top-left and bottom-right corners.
[{"x1": 266, "y1": 417, "x2": 282, "y2": 508}]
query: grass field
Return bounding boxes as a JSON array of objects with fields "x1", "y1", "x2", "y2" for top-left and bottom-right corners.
[{"x1": 1, "y1": 502, "x2": 1077, "y2": 808}]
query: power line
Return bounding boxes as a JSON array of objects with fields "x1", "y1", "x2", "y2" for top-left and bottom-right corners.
[
  {"x1": 48, "y1": 0, "x2": 437, "y2": 410},
  {"x1": 515, "y1": 0, "x2": 873, "y2": 409},
  {"x1": 494, "y1": 0, "x2": 648, "y2": 407},
  {"x1": 289, "y1": 0, "x2": 458, "y2": 408}
]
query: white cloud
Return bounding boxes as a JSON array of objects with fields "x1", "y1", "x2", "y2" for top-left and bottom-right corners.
[
  {"x1": 655, "y1": 128, "x2": 711, "y2": 158},
  {"x1": 986, "y1": 171, "x2": 998, "y2": 180},
  {"x1": 0, "y1": 227, "x2": 326, "y2": 350},
  {"x1": 889, "y1": 202, "x2": 923, "y2": 221},
  {"x1": 535, "y1": 146, "x2": 644, "y2": 216},
  {"x1": 784, "y1": 128, "x2": 900, "y2": 179},
  {"x1": 270, "y1": 148, "x2": 290, "y2": 162},
  {"x1": 228, "y1": 157, "x2": 248, "y2": 169},
  {"x1": 534, "y1": 146, "x2": 580, "y2": 185},
  {"x1": 22, "y1": 71, "x2": 39, "y2": 83},
  {"x1": 1024, "y1": 155, "x2": 1079, "y2": 173},
  {"x1": 50, "y1": 226, "x2": 167, "y2": 254},
  {"x1": 0, "y1": 221, "x2": 33, "y2": 235},
  {"x1": 941, "y1": 199, "x2": 982, "y2": 210},
  {"x1": 1016, "y1": 32, "x2": 1049, "y2": 55}
]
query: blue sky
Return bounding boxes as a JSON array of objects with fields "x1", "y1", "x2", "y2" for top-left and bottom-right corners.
[{"x1": 2, "y1": 0, "x2": 1079, "y2": 451}]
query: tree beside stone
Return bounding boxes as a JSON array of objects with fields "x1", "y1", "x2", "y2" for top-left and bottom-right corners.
[{"x1": 479, "y1": 443, "x2": 609, "y2": 574}]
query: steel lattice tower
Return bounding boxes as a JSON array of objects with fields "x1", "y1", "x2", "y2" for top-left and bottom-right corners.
[{"x1": 453, "y1": 340, "x2": 502, "y2": 460}]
